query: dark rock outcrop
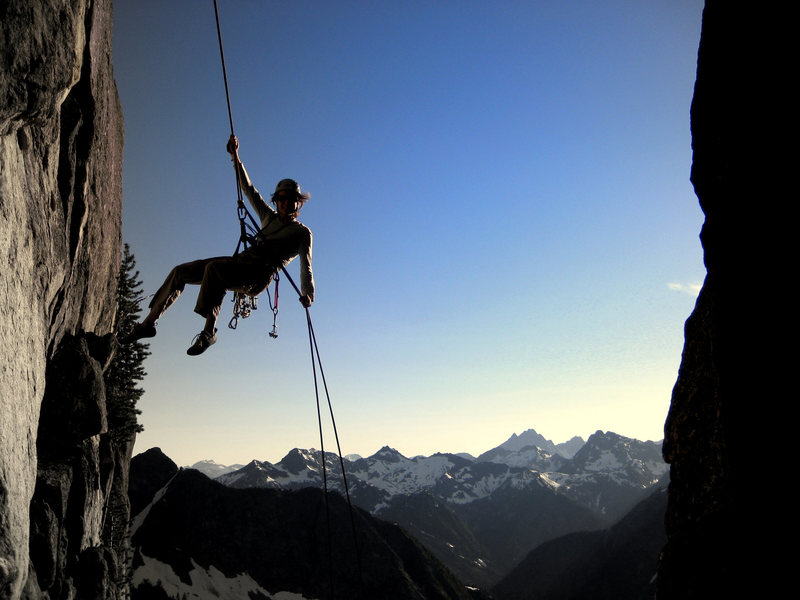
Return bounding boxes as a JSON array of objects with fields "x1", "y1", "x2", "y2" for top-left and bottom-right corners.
[
  {"x1": 448, "y1": 477, "x2": 607, "y2": 587},
  {"x1": 492, "y1": 486, "x2": 668, "y2": 600},
  {"x1": 377, "y1": 492, "x2": 503, "y2": 589},
  {"x1": 1, "y1": 0, "x2": 124, "y2": 598},
  {"x1": 128, "y1": 448, "x2": 178, "y2": 519},
  {"x1": 657, "y1": 1, "x2": 781, "y2": 597}
]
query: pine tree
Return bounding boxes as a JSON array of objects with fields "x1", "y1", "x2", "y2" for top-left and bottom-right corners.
[
  {"x1": 106, "y1": 243, "x2": 149, "y2": 440},
  {"x1": 103, "y1": 244, "x2": 150, "y2": 594}
]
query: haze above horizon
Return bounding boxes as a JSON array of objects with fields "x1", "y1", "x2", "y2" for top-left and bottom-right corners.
[{"x1": 180, "y1": 426, "x2": 642, "y2": 470}]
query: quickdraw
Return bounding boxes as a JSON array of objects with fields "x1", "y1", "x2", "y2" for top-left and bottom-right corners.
[
  {"x1": 267, "y1": 271, "x2": 280, "y2": 338},
  {"x1": 228, "y1": 291, "x2": 257, "y2": 330}
]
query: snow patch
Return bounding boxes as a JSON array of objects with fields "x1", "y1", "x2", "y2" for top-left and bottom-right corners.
[
  {"x1": 131, "y1": 474, "x2": 176, "y2": 535},
  {"x1": 133, "y1": 552, "x2": 317, "y2": 600},
  {"x1": 584, "y1": 451, "x2": 623, "y2": 472},
  {"x1": 538, "y1": 472, "x2": 561, "y2": 489}
]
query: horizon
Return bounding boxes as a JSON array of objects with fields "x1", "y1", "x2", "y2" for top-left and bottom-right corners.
[
  {"x1": 152, "y1": 425, "x2": 664, "y2": 468},
  {"x1": 115, "y1": 1, "x2": 704, "y2": 469}
]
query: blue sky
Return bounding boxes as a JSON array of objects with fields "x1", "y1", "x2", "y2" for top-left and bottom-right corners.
[{"x1": 114, "y1": 0, "x2": 705, "y2": 466}]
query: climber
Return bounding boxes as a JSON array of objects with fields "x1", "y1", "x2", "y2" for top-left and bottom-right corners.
[{"x1": 122, "y1": 135, "x2": 314, "y2": 355}]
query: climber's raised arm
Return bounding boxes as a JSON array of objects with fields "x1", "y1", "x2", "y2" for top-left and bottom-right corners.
[{"x1": 226, "y1": 134, "x2": 273, "y2": 223}]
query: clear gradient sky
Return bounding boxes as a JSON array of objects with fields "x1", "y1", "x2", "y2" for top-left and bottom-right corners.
[{"x1": 113, "y1": 0, "x2": 706, "y2": 467}]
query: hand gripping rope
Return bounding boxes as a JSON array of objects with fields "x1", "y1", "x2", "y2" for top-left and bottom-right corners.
[{"x1": 213, "y1": 2, "x2": 363, "y2": 596}]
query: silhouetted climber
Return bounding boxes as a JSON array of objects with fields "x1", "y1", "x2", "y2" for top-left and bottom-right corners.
[{"x1": 123, "y1": 135, "x2": 314, "y2": 355}]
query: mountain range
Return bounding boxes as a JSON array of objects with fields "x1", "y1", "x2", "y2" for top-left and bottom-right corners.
[
  {"x1": 186, "y1": 429, "x2": 667, "y2": 588},
  {"x1": 130, "y1": 447, "x2": 489, "y2": 600}
]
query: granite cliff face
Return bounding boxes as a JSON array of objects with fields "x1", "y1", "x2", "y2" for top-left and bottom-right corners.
[
  {"x1": 657, "y1": 1, "x2": 778, "y2": 597},
  {"x1": 0, "y1": 0, "x2": 124, "y2": 598}
]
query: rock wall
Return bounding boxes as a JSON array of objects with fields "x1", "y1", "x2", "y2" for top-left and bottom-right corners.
[
  {"x1": 657, "y1": 1, "x2": 779, "y2": 597},
  {"x1": 0, "y1": 0, "x2": 124, "y2": 598}
]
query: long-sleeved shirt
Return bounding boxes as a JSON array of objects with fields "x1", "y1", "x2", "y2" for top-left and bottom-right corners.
[{"x1": 234, "y1": 161, "x2": 314, "y2": 301}]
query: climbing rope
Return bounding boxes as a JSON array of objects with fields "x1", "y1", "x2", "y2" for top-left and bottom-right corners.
[
  {"x1": 214, "y1": 0, "x2": 264, "y2": 330},
  {"x1": 213, "y1": 2, "x2": 363, "y2": 595},
  {"x1": 283, "y1": 269, "x2": 365, "y2": 596}
]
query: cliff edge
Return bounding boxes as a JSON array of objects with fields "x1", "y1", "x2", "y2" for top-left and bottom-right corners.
[
  {"x1": 1, "y1": 0, "x2": 124, "y2": 598},
  {"x1": 657, "y1": 1, "x2": 782, "y2": 597}
]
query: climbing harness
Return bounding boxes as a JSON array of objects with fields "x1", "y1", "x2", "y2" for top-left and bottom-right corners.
[
  {"x1": 226, "y1": 205, "x2": 263, "y2": 329},
  {"x1": 213, "y1": 2, "x2": 363, "y2": 596}
]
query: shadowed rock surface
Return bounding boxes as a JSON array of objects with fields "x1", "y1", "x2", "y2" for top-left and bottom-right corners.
[
  {"x1": 657, "y1": 1, "x2": 782, "y2": 597},
  {"x1": 492, "y1": 486, "x2": 667, "y2": 600},
  {"x1": 1, "y1": 0, "x2": 125, "y2": 598}
]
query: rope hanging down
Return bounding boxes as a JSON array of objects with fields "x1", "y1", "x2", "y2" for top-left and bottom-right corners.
[
  {"x1": 214, "y1": 0, "x2": 261, "y2": 329},
  {"x1": 212, "y1": 2, "x2": 363, "y2": 596}
]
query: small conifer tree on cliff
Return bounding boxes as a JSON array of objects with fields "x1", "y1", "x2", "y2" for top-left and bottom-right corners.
[
  {"x1": 103, "y1": 244, "x2": 150, "y2": 579},
  {"x1": 106, "y1": 243, "x2": 149, "y2": 441}
]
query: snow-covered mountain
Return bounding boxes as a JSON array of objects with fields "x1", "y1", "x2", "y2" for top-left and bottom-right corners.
[
  {"x1": 217, "y1": 447, "x2": 477, "y2": 510},
  {"x1": 477, "y1": 429, "x2": 586, "y2": 462},
  {"x1": 555, "y1": 435, "x2": 586, "y2": 458},
  {"x1": 208, "y1": 429, "x2": 667, "y2": 588},
  {"x1": 130, "y1": 449, "x2": 481, "y2": 600},
  {"x1": 185, "y1": 459, "x2": 245, "y2": 478},
  {"x1": 213, "y1": 429, "x2": 665, "y2": 517},
  {"x1": 191, "y1": 429, "x2": 589, "y2": 487},
  {"x1": 217, "y1": 446, "x2": 567, "y2": 513},
  {"x1": 548, "y1": 430, "x2": 667, "y2": 517}
]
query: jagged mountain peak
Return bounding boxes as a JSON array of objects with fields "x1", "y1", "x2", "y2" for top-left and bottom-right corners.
[
  {"x1": 133, "y1": 447, "x2": 177, "y2": 471},
  {"x1": 243, "y1": 459, "x2": 268, "y2": 470},
  {"x1": 574, "y1": 431, "x2": 624, "y2": 459},
  {"x1": 495, "y1": 429, "x2": 587, "y2": 460},
  {"x1": 278, "y1": 447, "x2": 326, "y2": 473},
  {"x1": 280, "y1": 447, "x2": 317, "y2": 460},
  {"x1": 562, "y1": 431, "x2": 667, "y2": 486},
  {"x1": 556, "y1": 435, "x2": 586, "y2": 458},
  {"x1": 223, "y1": 459, "x2": 272, "y2": 475},
  {"x1": 186, "y1": 458, "x2": 246, "y2": 479},
  {"x1": 500, "y1": 428, "x2": 551, "y2": 451},
  {"x1": 476, "y1": 427, "x2": 584, "y2": 465},
  {"x1": 431, "y1": 452, "x2": 474, "y2": 469},
  {"x1": 588, "y1": 429, "x2": 621, "y2": 445},
  {"x1": 477, "y1": 434, "x2": 569, "y2": 470},
  {"x1": 213, "y1": 458, "x2": 289, "y2": 490},
  {"x1": 575, "y1": 431, "x2": 660, "y2": 459},
  {"x1": 369, "y1": 446, "x2": 407, "y2": 462}
]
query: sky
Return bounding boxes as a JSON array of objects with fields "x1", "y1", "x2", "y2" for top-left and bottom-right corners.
[{"x1": 113, "y1": 0, "x2": 706, "y2": 467}]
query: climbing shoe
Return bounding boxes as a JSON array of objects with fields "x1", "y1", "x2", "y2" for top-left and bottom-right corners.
[
  {"x1": 121, "y1": 323, "x2": 157, "y2": 344},
  {"x1": 187, "y1": 328, "x2": 217, "y2": 356}
]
